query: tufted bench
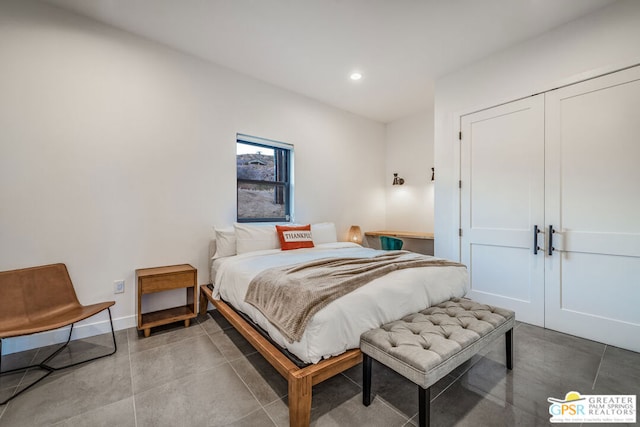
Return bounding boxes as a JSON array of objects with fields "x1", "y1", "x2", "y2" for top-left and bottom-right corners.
[{"x1": 360, "y1": 298, "x2": 515, "y2": 427}]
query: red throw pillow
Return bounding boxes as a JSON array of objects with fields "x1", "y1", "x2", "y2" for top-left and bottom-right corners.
[{"x1": 276, "y1": 224, "x2": 315, "y2": 250}]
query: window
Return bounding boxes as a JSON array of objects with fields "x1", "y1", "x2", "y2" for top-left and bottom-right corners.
[{"x1": 236, "y1": 134, "x2": 293, "y2": 222}]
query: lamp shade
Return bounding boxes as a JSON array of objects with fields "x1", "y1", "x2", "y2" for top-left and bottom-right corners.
[{"x1": 347, "y1": 225, "x2": 362, "y2": 244}]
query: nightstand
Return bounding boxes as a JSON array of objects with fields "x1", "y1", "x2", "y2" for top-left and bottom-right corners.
[{"x1": 136, "y1": 264, "x2": 197, "y2": 337}]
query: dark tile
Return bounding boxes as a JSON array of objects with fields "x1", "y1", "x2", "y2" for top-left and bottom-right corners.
[
  {"x1": 458, "y1": 356, "x2": 558, "y2": 422},
  {"x1": 593, "y1": 345, "x2": 640, "y2": 396},
  {"x1": 3, "y1": 320, "x2": 638, "y2": 427},
  {"x1": 516, "y1": 323, "x2": 606, "y2": 357},
  {"x1": 226, "y1": 408, "x2": 276, "y2": 427},
  {"x1": 0, "y1": 369, "x2": 31, "y2": 394},
  {"x1": 261, "y1": 397, "x2": 290, "y2": 426},
  {"x1": 1, "y1": 348, "x2": 45, "y2": 392},
  {"x1": 507, "y1": 328, "x2": 600, "y2": 390},
  {"x1": 0, "y1": 384, "x2": 17, "y2": 407},
  {"x1": 0, "y1": 348, "x2": 39, "y2": 372},
  {"x1": 0, "y1": 369, "x2": 51, "y2": 407},
  {"x1": 127, "y1": 323, "x2": 204, "y2": 355},
  {"x1": 135, "y1": 365, "x2": 262, "y2": 426},
  {"x1": 130, "y1": 334, "x2": 226, "y2": 394},
  {"x1": 41, "y1": 329, "x2": 127, "y2": 369},
  {"x1": 1, "y1": 331, "x2": 124, "y2": 411},
  {"x1": 428, "y1": 379, "x2": 549, "y2": 427},
  {"x1": 343, "y1": 359, "x2": 454, "y2": 420},
  {"x1": 52, "y1": 397, "x2": 135, "y2": 427},
  {"x1": 436, "y1": 324, "x2": 520, "y2": 380},
  {"x1": 0, "y1": 350, "x2": 132, "y2": 426},
  {"x1": 312, "y1": 393, "x2": 408, "y2": 427},
  {"x1": 209, "y1": 328, "x2": 257, "y2": 361},
  {"x1": 265, "y1": 372, "x2": 409, "y2": 427},
  {"x1": 346, "y1": 360, "x2": 455, "y2": 418},
  {"x1": 230, "y1": 352, "x2": 288, "y2": 406},
  {"x1": 448, "y1": 335, "x2": 505, "y2": 379},
  {"x1": 199, "y1": 309, "x2": 233, "y2": 333},
  {"x1": 600, "y1": 345, "x2": 640, "y2": 369},
  {"x1": 458, "y1": 326, "x2": 602, "y2": 422}
]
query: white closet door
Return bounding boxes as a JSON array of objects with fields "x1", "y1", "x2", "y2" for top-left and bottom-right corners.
[
  {"x1": 545, "y1": 66, "x2": 640, "y2": 352},
  {"x1": 461, "y1": 94, "x2": 545, "y2": 326}
]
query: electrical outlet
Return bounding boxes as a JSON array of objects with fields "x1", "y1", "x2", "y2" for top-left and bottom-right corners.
[{"x1": 114, "y1": 280, "x2": 125, "y2": 294}]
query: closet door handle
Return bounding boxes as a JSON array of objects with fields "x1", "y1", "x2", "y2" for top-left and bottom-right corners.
[
  {"x1": 533, "y1": 225, "x2": 541, "y2": 254},
  {"x1": 548, "y1": 225, "x2": 556, "y2": 256}
]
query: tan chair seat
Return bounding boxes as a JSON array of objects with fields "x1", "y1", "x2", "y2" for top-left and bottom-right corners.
[{"x1": 1, "y1": 301, "x2": 114, "y2": 339}]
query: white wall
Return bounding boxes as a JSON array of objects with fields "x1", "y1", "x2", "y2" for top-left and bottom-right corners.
[
  {"x1": 0, "y1": 0, "x2": 386, "y2": 353},
  {"x1": 434, "y1": 0, "x2": 640, "y2": 261},
  {"x1": 377, "y1": 109, "x2": 435, "y2": 254},
  {"x1": 385, "y1": 108, "x2": 434, "y2": 232}
]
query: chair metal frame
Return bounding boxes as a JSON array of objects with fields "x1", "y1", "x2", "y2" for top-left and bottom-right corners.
[{"x1": 0, "y1": 308, "x2": 117, "y2": 405}]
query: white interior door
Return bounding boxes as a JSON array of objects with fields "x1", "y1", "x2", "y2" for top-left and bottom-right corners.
[
  {"x1": 460, "y1": 94, "x2": 545, "y2": 326},
  {"x1": 545, "y1": 66, "x2": 640, "y2": 352}
]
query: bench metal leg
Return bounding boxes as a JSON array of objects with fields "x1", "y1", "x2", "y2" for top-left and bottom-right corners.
[
  {"x1": 419, "y1": 386, "x2": 430, "y2": 427},
  {"x1": 506, "y1": 328, "x2": 513, "y2": 370},
  {"x1": 362, "y1": 353, "x2": 372, "y2": 406}
]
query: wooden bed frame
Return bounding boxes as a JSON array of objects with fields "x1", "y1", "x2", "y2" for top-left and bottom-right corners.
[{"x1": 199, "y1": 285, "x2": 362, "y2": 427}]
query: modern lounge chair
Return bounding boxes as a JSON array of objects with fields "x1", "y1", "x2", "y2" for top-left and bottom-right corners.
[{"x1": 0, "y1": 263, "x2": 116, "y2": 405}]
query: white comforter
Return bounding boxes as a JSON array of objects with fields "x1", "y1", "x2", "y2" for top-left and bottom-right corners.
[{"x1": 211, "y1": 242, "x2": 468, "y2": 364}]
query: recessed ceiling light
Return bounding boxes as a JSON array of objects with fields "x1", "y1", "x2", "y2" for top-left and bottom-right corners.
[{"x1": 350, "y1": 72, "x2": 362, "y2": 81}]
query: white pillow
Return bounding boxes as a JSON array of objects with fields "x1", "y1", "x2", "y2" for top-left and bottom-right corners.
[
  {"x1": 311, "y1": 222, "x2": 338, "y2": 245},
  {"x1": 234, "y1": 223, "x2": 280, "y2": 254},
  {"x1": 213, "y1": 227, "x2": 236, "y2": 259}
]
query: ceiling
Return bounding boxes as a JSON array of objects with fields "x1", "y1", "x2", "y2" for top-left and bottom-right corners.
[{"x1": 43, "y1": 0, "x2": 616, "y2": 123}]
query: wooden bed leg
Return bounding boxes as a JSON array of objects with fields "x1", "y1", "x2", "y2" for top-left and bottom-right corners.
[
  {"x1": 199, "y1": 286, "x2": 209, "y2": 316},
  {"x1": 288, "y1": 373, "x2": 312, "y2": 427}
]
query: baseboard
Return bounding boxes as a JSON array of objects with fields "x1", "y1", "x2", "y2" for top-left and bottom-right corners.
[{"x1": 1, "y1": 313, "x2": 137, "y2": 356}]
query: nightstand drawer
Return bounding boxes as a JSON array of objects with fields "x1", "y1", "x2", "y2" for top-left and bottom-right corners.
[{"x1": 140, "y1": 271, "x2": 194, "y2": 293}]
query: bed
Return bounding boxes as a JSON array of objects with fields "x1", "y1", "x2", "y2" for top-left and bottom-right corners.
[{"x1": 201, "y1": 223, "x2": 468, "y2": 426}]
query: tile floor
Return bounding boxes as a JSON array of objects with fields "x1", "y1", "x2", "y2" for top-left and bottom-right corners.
[{"x1": 1, "y1": 312, "x2": 638, "y2": 426}]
